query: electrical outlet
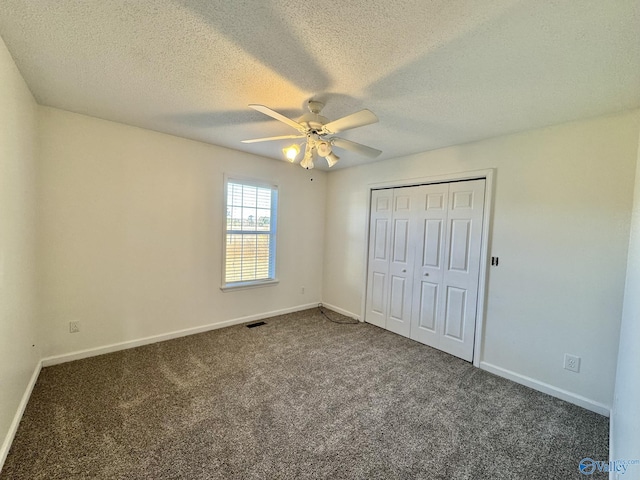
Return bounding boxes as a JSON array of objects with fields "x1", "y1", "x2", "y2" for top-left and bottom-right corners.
[
  {"x1": 564, "y1": 353, "x2": 580, "y2": 373},
  {"x1": 69, "y1": 321, "x2": 80, "y2": 333}
]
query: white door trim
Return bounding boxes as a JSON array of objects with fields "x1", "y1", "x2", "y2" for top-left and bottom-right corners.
[{"x1": 360, "y1": 168, "x2": 495, "y2": 368}]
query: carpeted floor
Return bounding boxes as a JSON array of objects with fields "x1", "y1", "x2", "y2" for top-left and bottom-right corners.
[{"x1": 1, "y1": 308, "x2": 609, "y2": 479}]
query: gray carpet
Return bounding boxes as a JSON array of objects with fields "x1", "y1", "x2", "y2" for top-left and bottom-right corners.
[{"x1": 2, "y1": 308, "x2": 608, "y2": 479}]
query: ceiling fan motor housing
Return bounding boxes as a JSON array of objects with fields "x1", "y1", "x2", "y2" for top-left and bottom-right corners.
[
  {"x1": 307, "y1": 100, "x2": 324, "y2": 114},
  {"x1": 297, "y1": 100, "x2": 328, "y2": 131},
  {"x1": 298, "y1": 114, "x2": 328, "y2": 131}
]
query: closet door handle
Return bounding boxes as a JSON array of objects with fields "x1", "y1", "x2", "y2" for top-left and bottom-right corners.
[
  {"x1": 401, "y1": 269, "x2": 406, "y2": 273},
  {"x1": 424, "y1": 272, "x2": 429, "y2": 276}
]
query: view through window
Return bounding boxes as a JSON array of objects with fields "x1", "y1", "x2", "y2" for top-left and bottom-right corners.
[{"x1": 224, "y1": 179, "x2": 277, "y2": 286}]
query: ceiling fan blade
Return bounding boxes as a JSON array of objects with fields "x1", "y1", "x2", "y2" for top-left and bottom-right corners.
[
  {"x1": 321, "y1": 109, "x2": 378, "y2": 134},
  {"x1": 249, "y1": 104, "x2": 306, "y2": 133},
  {"x1": 241, "y1": 134, "x2": 305, "y2": 144},
  {"x1": 331, "y1": 138, "x2": 382, "y2": 158}
]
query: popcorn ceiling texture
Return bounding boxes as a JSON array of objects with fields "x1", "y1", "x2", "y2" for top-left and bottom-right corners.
[
  {"x1": 2, "y1": 308, "x2": 607, "y2": 479},
  {"x1": 0, "y1": 0, "x2": 638, "y2": 169}
]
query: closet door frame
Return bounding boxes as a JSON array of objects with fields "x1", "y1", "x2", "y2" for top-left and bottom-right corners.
[{"x1": 361, "y1": 169, "x2": 495, "y2": 368}]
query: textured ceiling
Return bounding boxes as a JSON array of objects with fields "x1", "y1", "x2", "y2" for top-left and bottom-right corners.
[{"x1": 1, "y1": 0, "x2": 639, "y2": 170}]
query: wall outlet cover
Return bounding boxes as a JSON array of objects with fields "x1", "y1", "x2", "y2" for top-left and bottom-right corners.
[{"x1": 564, "y1": 353, "x2": 580, "y2": 373}]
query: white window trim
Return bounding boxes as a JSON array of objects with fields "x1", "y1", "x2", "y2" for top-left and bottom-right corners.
[
  {"x1": 220, "y1": 278, "x2": 280, "y2": 292},
  {"x1": 221, "y1": 174, "x2": 279, "y2": 291}
]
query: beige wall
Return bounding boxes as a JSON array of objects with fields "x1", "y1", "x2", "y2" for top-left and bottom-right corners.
[
  {"x1": 323, "y1": 110, "x2": 640, "y2": 409},
  {"x1": 611, "y1": 128, "x2": 640, "y2": 464},
  {"x1": 0, "y1": 37, "x2": 40, "y2": 463},
  {"x1": 38, "y1": 107, "x2": 326, "y2": 358}
]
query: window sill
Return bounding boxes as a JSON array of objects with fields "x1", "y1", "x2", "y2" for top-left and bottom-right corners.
[{"x1": 220, "y1": 279, "x2": 279, "y2": 292}]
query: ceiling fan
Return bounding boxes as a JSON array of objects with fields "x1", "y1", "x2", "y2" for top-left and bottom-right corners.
[{"x1": 242, "y1": 100, "x2": 382, "y2": 169}]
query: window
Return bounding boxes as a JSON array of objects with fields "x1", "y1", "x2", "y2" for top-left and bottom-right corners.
[{"x1": 223, "y1": 177, "x2": 278, "y2": 289}]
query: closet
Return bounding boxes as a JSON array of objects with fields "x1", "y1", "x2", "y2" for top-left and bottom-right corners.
[{"x1": 365, "y1": 179, "x2": 486, "y2": 362}]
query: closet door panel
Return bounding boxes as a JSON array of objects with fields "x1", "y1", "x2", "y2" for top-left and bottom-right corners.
[
  {"x1": 443, "y1": 286, "x2": 466, "y2": 340},
  {"x1": 410, "y1": 184, "x2": 449, "y2": 346},
  {"x1": 389, "y1": 276, "x2": 408, "y2": 320},
  {"x1": 386, "y1": 191, "x2": 415, "y2": 337},
  {"x1": 439, "y1": 179, "x2": 485, "y2": 361},
  {"x1": 423, "y1": 219, "x2": 443, "y2": 268},
  {"x1": 448, "y1": 219, "x2": 471, "y2": 272},
  {"x1": 365, "y1": 190, "x2": 393, "y2": 328},
  {"x1": 417, "y1": 281, "x2": 438, "y2": 332},
  {"x1": 370, "y1": 272, "x2": 386, "y2": 315}
]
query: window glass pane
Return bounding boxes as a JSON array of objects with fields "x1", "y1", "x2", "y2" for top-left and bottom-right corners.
[
  {"x1": 229, "y1": 183, "x2": 242, "y2": 207},
  {"x1": 242, "y1": 207, "x2": 257, "y2": 231},
  {"x1": 230, "y1": 207, "x2": 242, "y2": 230},
  {"x1": 241, "y1": 235, "x2": 257, "y2": 280},
  {"x1": 225, "y1": 234, "x2": 243, "y2": 283},
  {"x1": 242, "y1": 185, "x2": 257, "y2": 208},
  {"x1": 255, "y1": 234, "x2": 271, "y2": 277},
  {"x1": 257, "y1": 188, "x2": 271, "y2": 209},
  {"x1": 256, "y1": 208, "x2": 271, "y2": 231}
]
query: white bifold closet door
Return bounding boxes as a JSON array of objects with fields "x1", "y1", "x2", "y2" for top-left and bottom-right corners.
[{"x1": 365, "y1": 179, "x2": 485, "y2": 362}]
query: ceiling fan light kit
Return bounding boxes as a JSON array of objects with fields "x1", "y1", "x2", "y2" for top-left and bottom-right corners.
[
  {"x1": 282, "y1": 144, "x2": 300, "y2": 162},
  {"x1": 300, "y1": 141, "x2": 314, "y2": 169},
  {"x1": 316, "y1": 141, "x2": 331, "y2": 157},
  {"x1": 242, "y1": 100, "x2": 382, "y2": 169},
  {"x1": 300, "y1": 154, "x2": 314, "y2": 170},
  {"x1": 325, "y1": 152, "x2": 340, "y2": 168}
]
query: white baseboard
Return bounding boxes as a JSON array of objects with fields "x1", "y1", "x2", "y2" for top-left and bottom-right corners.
[
  {"x1": 320, "y1": 303, "x2": 361, "y2": 321},
  {"x1": 0, "y1": 360, "x2": 41, "y2": 473},
  {"x1": 42, "y1": 303, "x2": 320, "y2": 367},
  {"x1": 479, "y1": 362, "x2": 611, "y2": 417}
]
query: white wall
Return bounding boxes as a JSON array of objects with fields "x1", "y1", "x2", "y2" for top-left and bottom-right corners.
[
  {"x1": 323, "y1": 111, "x2": 640, "y2": 410},
  {"x1": 611, "y1": 128, "x2": 640, "y2": 464},
  {"x1": 38, "y1": 107, "x2": 326, "y2": 359},
  {"x1": 0, "y1": 37, "x2": 40, "y2": 464}
]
